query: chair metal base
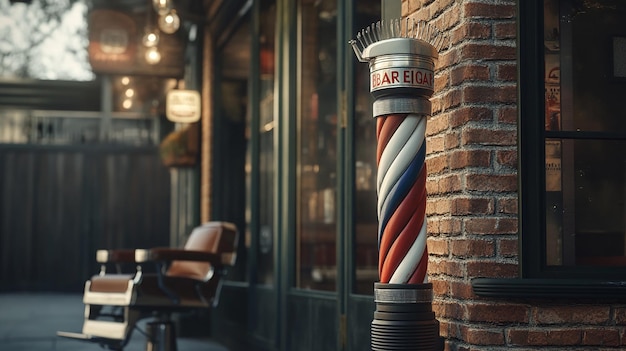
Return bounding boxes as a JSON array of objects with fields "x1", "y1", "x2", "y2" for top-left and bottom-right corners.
[
  {"x1": 57, "y1": 331, "x2": 125, "y2": 350},
  {"x1": 58, "y1": 320, "x2": 179, "y2": 351},
  {"x1": 145, "y1": 321, "x2": 177, "y2": 351}
]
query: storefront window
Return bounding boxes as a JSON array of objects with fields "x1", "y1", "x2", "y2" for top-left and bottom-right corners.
[
  {"x1": 297, "y1": 0, "x2": 338, "y2": 291},
  {"x1": 541, "y1": 0, "x2": 626, "y2": 270},
  {"x1": 256, "y1": 0, "x2": 276, "y2": 285}
]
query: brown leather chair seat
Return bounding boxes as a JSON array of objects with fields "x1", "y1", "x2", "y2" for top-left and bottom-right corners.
[{"x1": 58, "y1": 221, "x2": 238, "y2": 351}]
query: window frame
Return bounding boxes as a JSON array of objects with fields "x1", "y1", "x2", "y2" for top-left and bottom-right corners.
[
  {"x1": 472, "y1": 0, "x2": 626, "y2": 298},
  {"x1": 520, "y1": 0, "x2": 626, "y2": 280}
]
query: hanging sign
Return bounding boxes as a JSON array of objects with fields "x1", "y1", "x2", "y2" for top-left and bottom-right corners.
[
  {"x1": 88, "y1": 8, "x2": 186, "y2": 78},
  {"x1": 88, "y1": 9, "x2": 136, "y2": 72},
  {"x1": 166, "y1": 90, "x2": 201, "y2": 123}
]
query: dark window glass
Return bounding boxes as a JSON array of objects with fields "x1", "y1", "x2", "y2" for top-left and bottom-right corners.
[
  {"x1": 297, "y1": 0, "x2": 338, "y2": 291},
  {"x1": 256, "y1": 0, "x2": 276, "y2": 285},
  {"x1": 536, "y1": 0, "x2": 626, "y2": 274},
  {"x1": 352, "y1": 0, "x2": 380, "y2": 295}
]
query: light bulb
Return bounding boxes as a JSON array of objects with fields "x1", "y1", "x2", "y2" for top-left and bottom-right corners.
[
  {"x1": 158, "y1": 10, "x2": 180, "y2": 34},
  {"x1": 152, "y1": 0, "x2": 171, "y2": 15},
  {"x1": 142, "y1": 29, "x2": 159, "y2": 47},
  {"x1": 145, "y1": 47, "x2": 161, "y2": 65}
]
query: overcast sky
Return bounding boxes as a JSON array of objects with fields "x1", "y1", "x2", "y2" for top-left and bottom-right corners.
[{"x1": 0, "y1": 0, "x2": 94, "y2": 81}]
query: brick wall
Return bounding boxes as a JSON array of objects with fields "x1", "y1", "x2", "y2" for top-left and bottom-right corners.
[{"x1": 404, "y1": 0, "x2": 626, "y2": 349}]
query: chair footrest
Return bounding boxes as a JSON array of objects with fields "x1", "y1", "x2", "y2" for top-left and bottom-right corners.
[
  {"x1": 57, "y1": 330, "x2": 125, "y2": 349},
  {"x1": 57, "y1": 331, "x2": 93, "y2": 340}
]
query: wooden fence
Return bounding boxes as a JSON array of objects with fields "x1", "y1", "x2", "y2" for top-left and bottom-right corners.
[{"x1": 0, "y1": 144, "x2": 170, "y2": 292}]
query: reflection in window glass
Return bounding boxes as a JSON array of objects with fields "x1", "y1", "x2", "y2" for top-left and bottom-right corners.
[
  {"x1": 0, "y1": 0, "x2": 94, "y2": 81},
  {"x1": 256, "y1": 0, "x2": 276, "y2": 285},
  {"x1": 544, "y1": 0, "x2": 626, "y2": 267},
  {"x1": 219, "y1": 18, "x2": 250, "y2": 282},
  {"x1": 297, "y1": 0, "x2": 337, "y2": 291}
]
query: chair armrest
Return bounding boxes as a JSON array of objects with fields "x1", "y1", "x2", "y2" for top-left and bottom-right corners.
[
  {"x1": 134, "y1": 248, "x2": 223, "y2": 266},
  {"x1": 96, "y1": 249, "x2": 137, "y2": 263}
]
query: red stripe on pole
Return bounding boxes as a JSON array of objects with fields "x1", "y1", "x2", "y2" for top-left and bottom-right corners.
[
  {"x1": 376, "y1": 115, "x2": 403, "y2": 164},
  {"x1": 407, "y1": 247, "x2": 429, "y2": 284},
  {"x1": 379, "y1": 166, "x2": 427, "y2": 282}
]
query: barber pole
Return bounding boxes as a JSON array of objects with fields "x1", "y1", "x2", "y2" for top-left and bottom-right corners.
[{"x1": 350, "y1": 18, "x2": 447, "y2": 351}]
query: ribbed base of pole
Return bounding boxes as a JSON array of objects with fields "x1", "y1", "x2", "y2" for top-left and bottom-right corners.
[{"x1": 371, "y1": 283, "x2": 442, "y2": 351}]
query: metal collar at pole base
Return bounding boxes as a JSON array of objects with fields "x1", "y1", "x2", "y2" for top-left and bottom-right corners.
[{"x1": 371, "y1": 283, "x2": 443, "y2": 351}]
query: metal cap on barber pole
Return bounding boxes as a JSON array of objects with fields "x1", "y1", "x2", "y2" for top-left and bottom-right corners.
[{"x1": 350, "y1": 18, "x2": 447, "y2": 351}]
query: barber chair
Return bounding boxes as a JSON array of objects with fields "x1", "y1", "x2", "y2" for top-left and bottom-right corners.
[{"x1": 58, "y1": 221, "x2": 238, "y2": 351}]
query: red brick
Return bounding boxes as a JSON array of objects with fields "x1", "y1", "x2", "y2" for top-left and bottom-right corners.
[
  {"x1": 465, "y1": 303, "x2": 528, "y2": 323},
  {"x1": 497, "y1": 106, "x2": 517, "y2": 124},
  {"x1": 428, "y1": 112, "x2": 450, "y2": 135},
  {"x1": 494, "y1": 22, "x2": 516, "y2": 39},
  {"x1": 615, "y1": 307, "x2": 626, "y2": 325},
  {"x1": 450, "y1": 64, "x2": 490, "y2": 86},
  {"x1": 464, "y1": 3, "x2": 516, "y2": 19},
  {"x1": 435, "y1": 71, "x2": 450, "y2": 92},
  {"x1": 466, "y1": 174, "x2": 517, "y2": 192},
  {"x1": 463, "y1": 84, "x2": 517, "y2": 104},
  {"x1": 434, "y1": 299, "x2": 465, "y2": 320},
  {"x1": 466, "y1": 260, "x2": 518, "y2": 278},
  {"x1": 496, "y1": 63, "x2": 517, "y2": 81},
  {"x1": 461, "y1": 43, "x2": 516, "y2": 61},
  {"x1": 429, "y1": 258, "x2": 465, "y2": 277},
  {"x1": 461, "y1": 128, "x2": 516, "y2": 146},
  {"x1": 426, "y1": 153, "x2": 449, "y2": 174},
  {"x1": 497, "y1": 196, "x2": 518, "y2": 214},
  {"x1": 459, "y1": 325, "x2": 505, "y2": 345},
  {"x1": 582, "y1": 328, "x2": 620, "y2": 346},
  {"x1": 451, "y1": 197, "x2": 494, "y2": 215},
  {"x1": 465, "y1": 217, "x2": 518, "y2": 235},
  {"x1": 441, "y1": 89, "x2": 463, "y2": 111},
  {"x1": 496, "y1": 149, "x2": 517, "y2": 169},
  {"x1": 507, "y1": 328, "x2": 582, "y2": 346},
  {"x1": 431, "y1": 277, "x2": 449, "y2": 295},
  {"x1": 426, "y1": 200, "x2": 445, "y2": 216},
  {"x1": 450, "y1": 238, "x2": 495, "y2": 258},
  {"x1": 438, "y1": 320, "x2": 452, "y2": 338},
  {"x1": 449, "y1": 106, "x2": 493, "y2": 127},
  {"x1": 427, "y1": 134, "x2": 446, "y2": 153},
  {"x1": 533, "y1": 306, "x2": 610, "y2": 325},
  {"x1": 438, "y1": 217, "x2": 462, "y2": 235},
  {"x1": 431, "y1": 95, "x2": 443, "y2": 115},
  {"x1": 464, "y1": 22, "x2": 492, "y2": 39},
  {"x1": 445, "y1": 131, "x2": 461, "y2": 149},
  {"x1": 437, "y1": 173, "x2": 462, "y2": 194},
  {"x1": 507, "y1": 329, "x2": 545, "y2": 346},
  {"x1": 498, "y1": 237, "x2": 518, "y2": 257},
  {"x1": 547, "y1": 329, "x2": 582, "y2": 345},
  {"x1": 449, "y1": 280, "x2": 476, "y2": 299},
  {"x1": 438, "y1": 48, "x2": 459, "y2": 72},
  {"x1": 450, "y1": 149, "x2": 491, "y2": 169},
  {"x1": 428, "y1": 237, "x2": 449, "y2": 256}
]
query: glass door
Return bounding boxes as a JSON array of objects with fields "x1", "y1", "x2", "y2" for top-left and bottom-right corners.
[{"x1": 297, "y1": 0, "x2": 338, "y2": 292}]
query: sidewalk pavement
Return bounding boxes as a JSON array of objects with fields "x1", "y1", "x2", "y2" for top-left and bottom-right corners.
[{"x1": 0, "y1": 292, "x2": 229, "y2": 351}]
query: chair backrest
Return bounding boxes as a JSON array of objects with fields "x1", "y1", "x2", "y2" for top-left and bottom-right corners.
[{"x1": 166, "y1": 222, "x2": 238, "y2": 281}]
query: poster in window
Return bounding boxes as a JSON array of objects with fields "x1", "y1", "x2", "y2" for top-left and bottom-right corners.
[
  {"x1": 544, "y1": 0, "x2": 560, "y2": 131},
  {"x1": 545, "y1": 140, "x2": 562, "y2": 192},
  {"x1": 545, "y1": 55, "x2": 561, "y2": 131}
]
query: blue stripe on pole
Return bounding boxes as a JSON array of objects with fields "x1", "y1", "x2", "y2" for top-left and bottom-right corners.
[{"x1": 377, "y1": 141, "x2": 426, "y2": 247}]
